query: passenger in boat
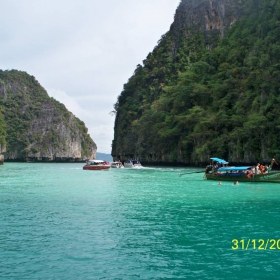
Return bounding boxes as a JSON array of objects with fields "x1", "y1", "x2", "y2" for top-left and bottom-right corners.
[
  {"x1": 259, "y1": 164, "x2": 265, "y2": 174},
  {"x1": 215, "y1": 163, "x2": 219, "y2": 170},
  {"x1": 268, "y1": 164, "x2": 272, "y2": 172},
  {"x1": 256, "y1": 164, "x2": 261, "y2": 174},
  {"x1": 205, "y1": 165, "x2": 212, "y2": 174}
]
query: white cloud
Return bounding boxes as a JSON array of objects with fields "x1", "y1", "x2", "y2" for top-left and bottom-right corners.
[{"x1": 0, "y1": 0, "x2": 179, "y2": 153}]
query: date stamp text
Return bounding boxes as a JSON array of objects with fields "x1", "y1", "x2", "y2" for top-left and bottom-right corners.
[{"x1": 232, "y1": 239, "x2": 280, "y2": 250}]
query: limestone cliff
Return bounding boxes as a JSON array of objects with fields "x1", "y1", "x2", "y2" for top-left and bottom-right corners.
[
  {"x1": 0, "y1": 70, "x2": 96, "y2": 162},
  {"x1": 112, "y1": 0, "x2": 280, "y2": 165},
  {"x1": 112, "y1": 0, "x2": 245, "y2": 164}
]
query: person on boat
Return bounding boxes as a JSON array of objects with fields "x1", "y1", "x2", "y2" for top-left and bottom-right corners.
[
  {"x1": 215, "y1": 163, "x2": 219, "y2": 170},
  {"x1": 268, "y1": 164, "x2": 272, "y2": 173},
  {"x1": 256, "y1": 163, "x2": 261, "y2": 174},
  {"x1": 205, "y1": 165, "x2": 212, "y2": 174},
  {"x1": 259, "y1": 164, "x2": 265, "y2": 174}
]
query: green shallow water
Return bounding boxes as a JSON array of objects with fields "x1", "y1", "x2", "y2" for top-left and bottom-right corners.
[{"x1": 0, "y1": 163, "x2": 280, "y2": 279}]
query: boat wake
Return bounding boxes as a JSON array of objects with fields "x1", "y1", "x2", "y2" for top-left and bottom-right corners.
[{"x1": 127, "y1": 166, "x2": 202, "y2": 173}]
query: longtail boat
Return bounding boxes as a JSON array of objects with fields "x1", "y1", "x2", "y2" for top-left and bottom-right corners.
[{"x1": 205, "y1": 158, "x2": 280, "y2": 183}]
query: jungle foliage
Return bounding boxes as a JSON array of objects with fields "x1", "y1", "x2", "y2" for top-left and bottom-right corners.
[{"x1": 112, "y1": 0, "x2": 280, "y2": 163}]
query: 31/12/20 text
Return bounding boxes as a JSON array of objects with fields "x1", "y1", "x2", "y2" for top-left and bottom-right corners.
[{"x1": 232, "y1": 239, "x2": 280, "y2": 250}]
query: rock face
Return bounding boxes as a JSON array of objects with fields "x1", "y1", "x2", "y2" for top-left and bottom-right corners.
[
  {"x1": 24, "y1": 103, "x2": 97, "y2": 161},
  {"x1": 171, "y1": 0, "x2": 241, "y2": 50},
  {"x1": 0, "y1": 70, "x2": 97, "y2": 162},
  {"x1": 112, "y1": 0, "x2": 280, "y2": 165}
]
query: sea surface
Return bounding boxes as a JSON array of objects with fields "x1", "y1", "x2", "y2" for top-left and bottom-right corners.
[{"x1": 0, "y1": 163, "x2": 280, "y2": 279}]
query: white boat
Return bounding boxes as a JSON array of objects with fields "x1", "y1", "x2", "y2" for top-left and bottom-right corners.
[
  {"x1": 110, "y1": 162, "x2": 124, "y2": 168},
  {"x1": 124, "y1": 160, "x2": 142, "y2": 168}
]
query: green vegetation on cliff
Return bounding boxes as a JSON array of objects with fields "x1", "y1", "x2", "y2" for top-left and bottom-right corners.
[
  {"x1": 112, "y1": 0, "x2": 280, "y2": 164},
  {"x1": 0, "y1": 70, "x2": 96, "y2": 161},
  {"x1": 0, "y1": 111, "x2": 6, "y2": 149}
]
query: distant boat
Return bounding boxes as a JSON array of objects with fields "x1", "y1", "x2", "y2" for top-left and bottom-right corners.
[
  {"x1": 83, "y1": 160, "x2": 110, "y2": 170},
  {"x1": 124, "y1": 160, "x2": 142, "y2": 168},
  {"x1": 205, "y1": 157, "x2": 280, "y2": 183},
  {"x1": 110, "y1": 162, "x2": 124, "y2": 168}
]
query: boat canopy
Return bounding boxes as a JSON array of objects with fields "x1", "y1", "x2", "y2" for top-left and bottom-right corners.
[
  {"x1": 218, "y1": 166, "x2": 251, "y2": 171},
  {"x1": 88, "y1": 160, "x2": 105, "y2": 163},
  {"x1": 210, "y1": 157, "x2": 229, "y2": 164}
]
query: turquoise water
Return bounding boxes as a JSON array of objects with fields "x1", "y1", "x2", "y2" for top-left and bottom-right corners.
[{"x1": 0, "y1": 163, "x2": 280, "y2": 279}]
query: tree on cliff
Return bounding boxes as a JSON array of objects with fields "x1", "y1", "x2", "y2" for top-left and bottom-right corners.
[{"x1": 0, "y1": 110, "x2": 6, "y2": 151}]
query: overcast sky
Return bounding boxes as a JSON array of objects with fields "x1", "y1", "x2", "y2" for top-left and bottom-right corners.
[{"x1": 0, "y1": 0, "x2": 180, "y2": 154}]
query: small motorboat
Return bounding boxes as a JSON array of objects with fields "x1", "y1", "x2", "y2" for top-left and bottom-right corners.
[
  {"x1": 83, "y1": 160, "x2": 110, "y2": 170},
  {"x1": 124, "y1": 160, "x2": 142, "y2": 168},
  {"x1": 110, "y1": 162, "x2": 124, "y2": 168}
]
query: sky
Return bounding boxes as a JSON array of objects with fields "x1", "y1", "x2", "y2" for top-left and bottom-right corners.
[{"x1": 0, "y1": 0, "x2": 180, "y2": 154}]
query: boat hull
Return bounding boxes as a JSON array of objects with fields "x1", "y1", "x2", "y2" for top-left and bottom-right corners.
[{"x1": 205, "y1": 172, "x2": 280, "y2": 183}]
